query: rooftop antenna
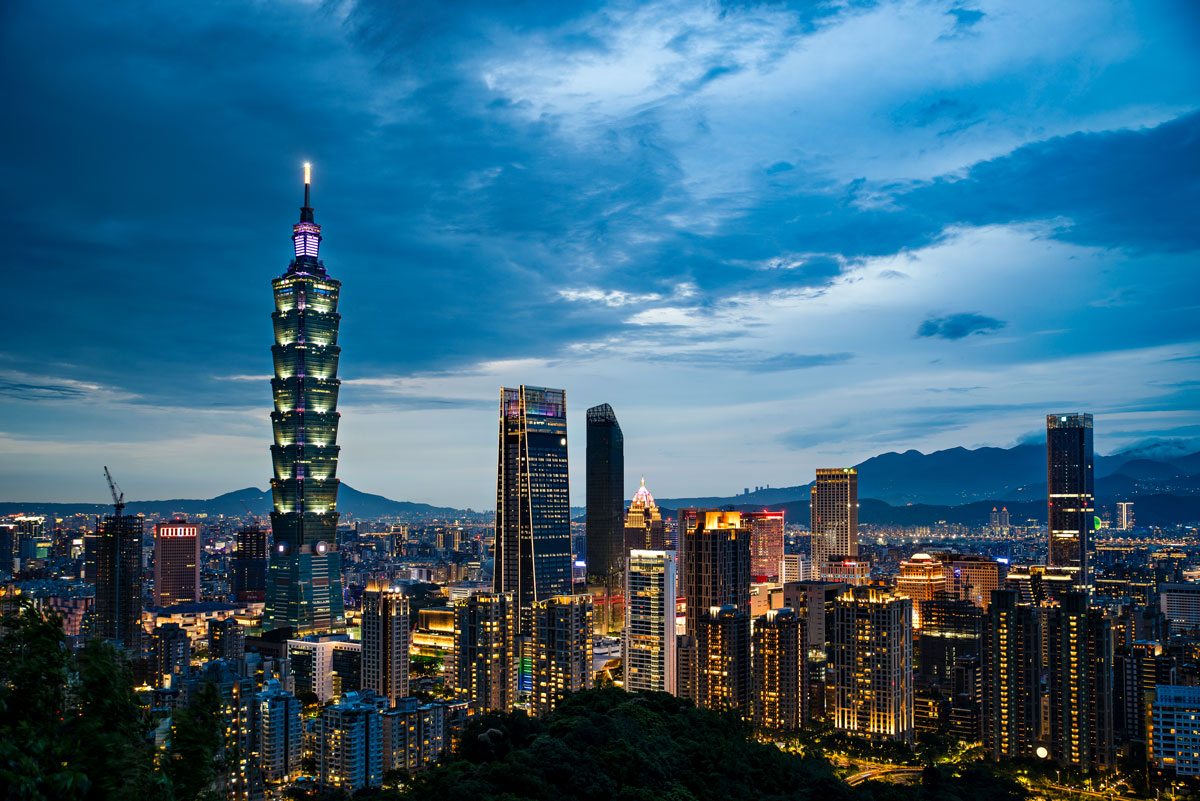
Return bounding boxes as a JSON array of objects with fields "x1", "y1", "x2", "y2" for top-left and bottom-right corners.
[{"x1": 304, "y1": 161, "x2": 311, "y2": 208}]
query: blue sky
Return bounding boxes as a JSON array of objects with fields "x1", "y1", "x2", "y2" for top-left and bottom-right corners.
[{"x1": 2, "y1": 0, "x2": 1198, "y2": 507}]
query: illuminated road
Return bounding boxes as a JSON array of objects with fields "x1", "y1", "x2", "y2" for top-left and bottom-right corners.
[{"x1": 844, "y1": 767, "x2": 923, "y2": 786}]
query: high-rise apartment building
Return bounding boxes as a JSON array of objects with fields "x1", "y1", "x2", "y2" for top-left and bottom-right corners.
[
  {"x1": 695, "y1": 604, "x2": 751, "y2": 713},
  {"x1": 454, "y1": 592, "x2": 517, "y2": 713},
  {"x1": 982, "y1": 589, "x2": 1041, "y2": 760},
  {"x1": 153, "y1": 622, "x2": 190, "y2": 688},
  {"x1": 1046, "y1": 592, "x2": 1114, "y2": 772},
  {"x1": 361, "y1": 586, "x2": 410, "y2": 705},
  {"x1": 624, "y1": 549, "x2": 676, "y2": 694},
  {"x1": 531, "y1": 595, "x2": 593, "y2": 715},
  {"x1": 783, "y1": 580, "x2": 845, "y2": 719},
  {"x1": 495, "y1": 386, "x2": 571, "y2": 634},
  {"x1": 896, "y1": 553, "x2": 946, "y2": 629},
  {"x1": 179, "y1": 661, "x2": 256, "y2": 800},
  {"x1": 918, "y1": 594, "x2": 982, "y2": 690},
  {"x1": 1116, "y1": 502, "x2": 1135, "y2": 531},
  {"x1": 264, "y1": 166, "x2": 346, "y2": 635},
  {"x1": 288, "y1": 635, "x2": 361, "y2": 703},
  {"x1": 1046, "y1": 413, "x2": 1094, "y2": 588},
  {"x1": 585, "y1": 403, "x2": 624, "y2": 582},
  {"x1": 154, "y1": 517, "x2": 199, "y2": 607},
  {"x1": 752, "y1": 607, "x2": 806, "y2": 732},
  {"x1": 832, "y1": 586, "x2": 914, "y2": 744},
  {"x1": 257, "y1": 679, "x2": 303, "y2": 785},
  {"x1": 810, "y1": 468, "x2": 858, "y2": 570},
  {"x1": 318, "y1": 692, "x2": 383, "y2": 793},
  {"x1": 233, "y1": 524, "x2": 268, "y2": 603},
  {"x1": 1159, "y1": 583, "x2": 1200, "y2": 635},
  {"x1": 624, "y1": 477, "x2": 665, "y2": 553},
  {"x1": 94, "y1": 512, "x2": 144, "y2": 648},
  {"x1": 209, "y1": 616, "x2": 245, "y2": 661},
  {"x1": 1152, "y1": 685, "x2": 1200, "y2": 777},
  {"x1": 745, "y1": 510, "x2": 784, "y2": 583}
]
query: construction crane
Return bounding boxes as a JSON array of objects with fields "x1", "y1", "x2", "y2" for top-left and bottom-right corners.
[
  {"x1": 239, "y1": 498, "x2": 262, "y2": 525},
  {"x1": 103, "y1": 465, "x2": 125, "y2": 515}
]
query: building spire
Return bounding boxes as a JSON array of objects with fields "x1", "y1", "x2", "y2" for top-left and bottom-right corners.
[
  {"x1": 300, "y1": 162, "x2": 314, "y2": 223},
  {"x1": 292, "y1": 162, "x2": 322, "y2": 263}
]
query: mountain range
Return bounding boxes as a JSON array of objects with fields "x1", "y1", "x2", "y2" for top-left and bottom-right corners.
[{"x1": 2, "y1": 441, "x2": 1198, "y2": 527}]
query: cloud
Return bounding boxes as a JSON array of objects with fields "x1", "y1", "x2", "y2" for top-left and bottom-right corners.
[{"x1": 916, "y1": 313, "x2": 1007, "y2": 339}]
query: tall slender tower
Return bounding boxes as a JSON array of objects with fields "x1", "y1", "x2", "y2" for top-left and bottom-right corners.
[
  {"x1": 585, "y1": 404, "x2": 624, "y2": 582},
  {"x1": 154, "y1": 517, "x2": 199, "y2": 607},
  {"x1": 495, "y1": 386, "x2": 571, "y2": 633},
  {"x1": 264, "y1": 165, "x2": 346, "y2": 635},
  {"x1": 361, "y1": 585, "x2": 411, "y2": 705},
  {"x1": 1046, "y1": 413, "x2": 1094, "y2": 589},
  {"x1": 811, "y1": 468, "x2": 858, "y2": 570}
]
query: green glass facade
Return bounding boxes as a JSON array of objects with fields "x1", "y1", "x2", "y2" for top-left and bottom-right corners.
[{"x1": 263, "y1": 178, "x2": 346, "y2": 634}]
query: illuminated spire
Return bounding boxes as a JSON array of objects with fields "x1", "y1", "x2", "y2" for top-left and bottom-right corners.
[{"x1": 293, "y1": 162, "x2": 321, "y2": 260}]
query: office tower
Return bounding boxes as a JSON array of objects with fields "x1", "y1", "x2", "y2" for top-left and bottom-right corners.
[
  {"x1": 1160, "y1": 583, "x2": 1200, "y2": 634},
  {"x1": 832, "y1": 586, "x2": 914, "y2": 744},
  {"x1": 287, "y1": 635, "x2": 362, "y2": 703},
  {"x1": 752, "y1": 607, "x2": 806, "y2": 732},
  {"x1": 318, "y1": 692, "x2": 383, "y2": 793},
  {"x1": 1152, "y1": 686, "x2": 1200, "y2": 777},
  {"x1": 257, "y1": 679, "x2": 303, "y2": 785},
  {"x1": 982, "y1": 589, "x2": 1042, "y2": 760},
  {"x1": 585, "y1": 403, "x2": 624, "y2": 582},
  {"x1": 94, "y1": 512, "x2": 144, "y2": 648},
  {"x1": 453, "y1": 592, "x2": 517, "y2": 713},
  {"x1": 1046, "y1": 413, "x2": 1095, "y2": 588},
  {"x1": 896, "y1": 553, "x2": 947, "y2": 629},
  {"x1": 782, "y1": 553, "x2": 807, "y2": 583},
  {"x1": 745, "y1": 510, "x2": 785, "y2": 583},
  {"x1": 695, "y1": 605, "x2": 751, "y2": 713},
  {"x1": 810, "y1": 468, "x2": 858, "y2": 569},
  {"x1": 495, "y1": 386, "x2": 571, "y2": 634},
  {"x1": 624, "y1": 477, "x2": 664, "y2": 553},
  {"x1": 624, "y1": 550, "x2": 676, "y2": 694},
  {"x1": 0, "y1": 523, "x2": 14, "y2": 574},
  {"x1": 918, "y1": 594, "x2": 982, "y2": 689},
  {"x1": 531, "y1": 595, "x2": 593, "y2": 715},
  {"x1": 942, "y1": 554, "x2": 1006, "y2": 609},
  {"x1": 233, "y1": 524, "x2": 268, "y2": 603},
  {"x1": 153, "y1": 622, "x2": 190, "y2": 688},
  {"x1": 179, "y1": 661, "x2": 256, "y2": 800},
  {"x1": 677, "y1": 511, "x2": 750, "y2": 701},
  {"x1": 14, "y1": 516, "x2": 46, "y2": 567},
  {"x1": 264, "y1": 166, "x2": 346, "y2": 635},
  {"x1": 783, "y1": 581, "x2": 845, "y2": 719},
  {"x1": 153, "y1": 517, "x2": 199, "y2": 607},
  {"x1": 209, "y1": 617, "x2": 245, "y2": 662},
  {"x1": 1116, "y1": 502, "x2": 1134, "y2": 531},
  {"x1": 1005, "y1": 564, "x2": 1076, "y2": 606},
  {"x1": 1046, "y1": 592, "x2": 1114, "y2": 771},
  {"x1": 361, "y1": 586, "x2": 411, "y2": 705}
]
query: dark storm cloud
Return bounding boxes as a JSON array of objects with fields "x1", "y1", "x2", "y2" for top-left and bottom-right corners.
[{"x1": 916, "y1": 313, "x2": 1007, "y2": 340}]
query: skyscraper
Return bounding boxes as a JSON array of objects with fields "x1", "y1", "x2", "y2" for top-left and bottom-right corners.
[
  {"x1": 257, "y1": 679, "x2": 303, "y2": 785},
  {"x1": 454, "y1": 592, "x2": 517, "y2": 713},
  {"x1": 153, "y1": 516, "x2": 199, "y2": 607},
  {"x1": 585, "y1": 403, "x2": 624, "y2": 582},
  {"x1": 1046, "y1": 592, "x2": 1114, "y2": 771},
  {"x1": 624, "y1": 549, "x2": 676, "y2": 695},
  {"x1": 531, "y1": 595, "x2": 593, "y2": 715},
  {"x1": 623, "y1": 477, "x2": 664, "y2": 553},
  {"x1": 745, "y1": 510, "x2": 785, "y2": 583},
  {"x1": 896, "y1": 553, "x2": 946, "y2": 629},
  {"x1": 695, "y1": 604, "x2": 751, "y2": 713},
  {"x1": 361, "y1": 586, "x2": 411, "y2": 705},
  {"x1": 752, "y1": 607, "x2": 806, "y2": 732},
  {"x1": 495, "y1": 386, "x2": 571, "y2": 633},
  {"x1": 982, "y1": 589, "x2": 1041, "y2": 760},
  {"x1": 233, "y1": 524, "x2": 268, "y2": 603},
  {"x1": 810, "y1": 468, "x2": 858, "y2": 569},
  {"x1": 1046, "y1": 413, "x2": 1094, "y2": 588},
  {"x1": 832, "y1": 586, "x2": 914, "y2": 744},
  {"x1": 94, "y1": 512, "x2": 143, "y2": 648},
  {"x1": 264, "y1": 165, "x2": 346, "y2": 636}
]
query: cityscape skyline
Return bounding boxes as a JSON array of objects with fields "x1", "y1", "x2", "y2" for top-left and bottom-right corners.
[{"x1": 3, "y1": 1, "x2": 1198, "y2": 508}]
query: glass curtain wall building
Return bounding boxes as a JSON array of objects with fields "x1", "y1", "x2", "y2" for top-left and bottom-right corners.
[
  {"x1": 1046, "y1": 413, "x2": 1094, "y2": 589},
  {"x1": 495, "y1": 386, "x2": 572, "y2": 634},
  {"x1": 264, "y1": 166, "x2": 346, "y2": 635},
  {"x1": 585, "y1": 403, "x2": 624, "y2": 583}
]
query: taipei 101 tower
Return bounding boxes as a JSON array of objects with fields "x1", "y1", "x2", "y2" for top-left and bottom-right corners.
[{"x1": 263, "y1": 164, "x2": 346, "y2": 635}]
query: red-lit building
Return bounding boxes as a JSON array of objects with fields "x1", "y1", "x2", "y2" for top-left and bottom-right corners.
[{"x1": 154, "y1": 517, "x2": 199, "y2": 607}]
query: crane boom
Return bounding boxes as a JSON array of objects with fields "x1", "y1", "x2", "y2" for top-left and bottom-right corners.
[{"x1": 103, "y1": 465, "x2": 125, "y2": 515}]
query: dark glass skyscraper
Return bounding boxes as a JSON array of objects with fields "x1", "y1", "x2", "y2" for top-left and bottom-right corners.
[
  {"x1": 1046, "y1": 413, "x2": 1094, "y2": 588},
  {"x1": 495, "y1": 386, "x2": 572, "y2": 633},
  {"x1": 233, "y1": 524, "x2": 268, "y2": 603},
  {"x1": 94, "y1": 512, "x2": 144, "y2": 648},
  {"x1": 264, "y1": 166, "x2": 345, "y2": 635},
  {"x1": 585, "y1": 403, "x2": 624, "y2": 582}
]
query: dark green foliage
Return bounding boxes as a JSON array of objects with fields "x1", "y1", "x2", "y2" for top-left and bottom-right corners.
[
  {"x1": 166, "y1": 681, "x2": 225, "y2": 801},
  {"x1": 403, "y1": 688, "x2": 850, "y2": 801}
]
